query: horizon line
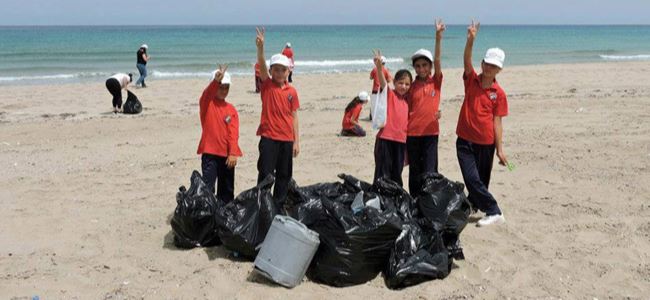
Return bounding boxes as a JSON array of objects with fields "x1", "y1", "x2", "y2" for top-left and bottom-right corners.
[{"x1": 1, "y1": 23, "x2": 649, "y2": 27}]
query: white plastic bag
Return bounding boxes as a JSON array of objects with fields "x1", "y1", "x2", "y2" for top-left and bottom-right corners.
[{"x1": 372, "y1": 88, "x2": 387, "y2": 130}]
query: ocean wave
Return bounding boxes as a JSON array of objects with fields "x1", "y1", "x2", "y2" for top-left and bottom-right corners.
[
  {"x1": 150, "y1": 70, "x2": 252, "y2": 78},
  {"x1": 599, "y1": 54, "x2": 650, "y2": 61},
  {"x1": 0, "y1": 72, "x2": 110, "y2": 82},
  {"x1": 295, "y1": 57, "x2": 403, "y2": 67}
]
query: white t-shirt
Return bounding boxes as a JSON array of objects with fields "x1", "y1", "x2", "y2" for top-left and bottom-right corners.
[{"x1": 110, "y1": 73, "x2": 130, "y2": 89}]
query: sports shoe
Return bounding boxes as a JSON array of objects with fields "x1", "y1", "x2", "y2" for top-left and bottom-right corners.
[{"x1": 477, "y1": 214, "x2": 505, "y2": 227}]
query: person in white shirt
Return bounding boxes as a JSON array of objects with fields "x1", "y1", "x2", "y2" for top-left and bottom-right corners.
[{"x1": 105, "y1": 73, "x2": 132, "y2": 113}]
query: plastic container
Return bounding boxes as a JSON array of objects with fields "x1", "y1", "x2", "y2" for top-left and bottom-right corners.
[{"x1": 254, "y1": 215, "x2": 320, "y2": 288}]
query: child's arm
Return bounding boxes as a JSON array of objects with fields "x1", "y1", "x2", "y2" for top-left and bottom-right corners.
[
  {"x1": 256, "y1": 27, "x2": 270, "y2": 82},
  {"x1": 434, "y1": 18, "x2": 445, "y2": 77},
  {"x1": 464, "y1": 20, "x2": 480, "y2": 76},
  {"x1": 226, "y1": 110, "x2": 241, "y2": 169},
  {"x1": 372, "y1": 50, "x2": 387, "y2": 91},
  {"x1": 292, "y1": 111, "x2": 300, "y2": 157},
  {"x1": 494, "y1": 116, "x2": 508, "y2": 166}
]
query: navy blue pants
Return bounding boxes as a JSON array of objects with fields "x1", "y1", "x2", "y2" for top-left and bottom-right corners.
[
  {"x1": 456, "y1": 137, "x2": 501, "y2": 215},
  {"x1": 374, "y1": 138, "x2": 406, "y2": 187},
  {"x1": 341, "y1": 125, "x2": 366, "y2": 137},
  {"x1": 257, "y1": 137, "x2": 293, "y2": 206},
  {"x1": 201, "y1": 153, "x2": 235, "y2": 203},
  {"x1": 407, "y1": 135, "x2": 439, "y2": 196}
]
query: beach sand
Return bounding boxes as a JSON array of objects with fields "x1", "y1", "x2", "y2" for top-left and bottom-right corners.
[{"x1": 1, "y1": 61, "x2": 649, "y2": 299}]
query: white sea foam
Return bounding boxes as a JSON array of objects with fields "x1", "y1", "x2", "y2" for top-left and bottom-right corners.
[{"x1": 599, "y1": 54, "x2": 650, "y2": 61}]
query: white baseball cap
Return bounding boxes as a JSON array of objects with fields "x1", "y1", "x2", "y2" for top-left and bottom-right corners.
[
  {"x1": 380, "y1": 56, "x2": 387, "y2": 64},
  {"x1": 358, "y1": 91, "x2": 369, "y2": 101},
  {"x1": 483, "y1": 48, "x2": 505, "y2": 68},
  {"x1": 286, "y1": 42, "x2": 292, "y2": 48},
  {"x1": 411, "y1": 49, "x2": 433, "y2": 64},
  {"x1": 270, "y1": 54, "x2": 291, "y2": 67},
  {"x1": 140, "y1": 44, "x2": 148, "y2": 49},
  {"x1": 212, "y1": 70, "x2": 231, "y2": 85}
]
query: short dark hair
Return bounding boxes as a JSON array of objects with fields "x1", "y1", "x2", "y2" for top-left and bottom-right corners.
[
  {"x1": 412, "y1": 57, "x2": 433, "y2": 67},
  {"x1": 394, "y1": 69, "x2": 413, "y2": 83}
]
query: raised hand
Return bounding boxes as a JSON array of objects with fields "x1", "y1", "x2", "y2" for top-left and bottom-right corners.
[
  {"x1": 467, "y1": 19, "x2": 480, "y2": 40},
  {"x1": 372, "y1": 49, "x2": 383, "y2": 68},
  {"x1": 255, "y1": 27, "x2": 265, "y2": 48},
  {"x1": 215, "y1": 64, "x2": 228, "y2": 82},
  {"x1": 435, "y1": 18, "x2": 446, "y2": 37}
]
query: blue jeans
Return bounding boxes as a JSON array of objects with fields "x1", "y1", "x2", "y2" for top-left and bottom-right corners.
[{"x1": 136, "y1": 63, "x2": 147, "y2": 86}]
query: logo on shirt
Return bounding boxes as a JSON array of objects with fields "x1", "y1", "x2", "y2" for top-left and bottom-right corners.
[
  {"x1": 288, "y1": 94, "x2": 293, "y2": 102},
  {"x1": 489, "y1": 92, "x2": 498, "y2": 101},
  {"x1": 224, "y1": 115, "x2": 231, "y2": 124},
  {"x1": 431, "y1": 90, "x2": 436, "y2": 97}
]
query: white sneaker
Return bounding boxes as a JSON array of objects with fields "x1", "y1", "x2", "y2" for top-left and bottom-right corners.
[{"x1": 477, "y1": 214, "x2": 505, "y2": 227}]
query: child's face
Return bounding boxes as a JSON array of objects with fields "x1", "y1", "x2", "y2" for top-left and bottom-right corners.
[
  {"x1": 217, "y1": 84, "x2": 230, "y2": 99},
  {"x1": 481, "y1": 61, "x2": 502, "y2": 78},
  {"x1": 270, "y1": 65, "x2": 289, "y2": 84},
  {"x1": 394, "y1": 77, "x2": 411, "y2": 96},
  {"x1": 413, "y1": 58, "x2": 432, "y2": 78}
]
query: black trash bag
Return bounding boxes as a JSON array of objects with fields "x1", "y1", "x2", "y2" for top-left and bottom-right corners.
[
  {"x1": 417, "y1": 173, "x2": 471, "y2": 260},
  {"x1": 372, "y1": 177, "x2": 418, "y2": 221},
  {"x1": 306, "y1": 196, "x2": 403, "y2": 287},
  {"x1": 216, "y1": 175, "x2": 279, "y2": 259},
  {"x1": 171, "y1": 170, "x2": 223, "y2": 249},
  {"x1": 383, "y1": 222, "x2": 450, "y2": 289},
  {"x1": 286, "y1": 174, "x2": 371, "y2": 226},
  {"x1": 123, "y1": 91, "x2": 142, "y2": 114}
]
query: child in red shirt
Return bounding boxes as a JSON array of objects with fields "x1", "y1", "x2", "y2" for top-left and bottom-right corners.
[
  {"x1": 371, "y1": 49, "x2": 411, "y2": 187},
  {"x1": 406, "y1": 19, "x2": 446, "y2": 197},
  {"x1": 197, "y1": 65, "x2": 242, "y2": 202},
  {"x1": 456, "y1": 20, "x2": 509, "y2": 227},
  {"x1": 281, "y1": 43, "x2": 295, "y2": 83},
  {"x1": 341, "y1": 91, "x2": 369, "y2": 137},
  {"x1": 369, "y1": 57, "x2": 392, "y2": 120},
  {"x1": 255, "y1": 28, "x2": 301, "y2": 206}
]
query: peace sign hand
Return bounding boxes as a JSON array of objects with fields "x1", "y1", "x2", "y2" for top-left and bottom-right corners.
[
  {"x1": 215, "y1": 64, "x2": 228, "y2": 82},
  {"x1": 255, "y1": 27, "x2": 266, "y2": 48},
  {"x1": 372, "y1": 49, "x2": 383, "y2": 68},
  {"x1": 435, "y1": 18, "x2": 446, "y2": 37},
  {"x1": 467, "y1": 19, "x2": 480, "y2": 40}
]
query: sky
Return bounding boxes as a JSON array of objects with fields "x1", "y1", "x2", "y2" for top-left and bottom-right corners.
[{"x1": 1, "y1": 0, "x2": 649, "y2": 26}]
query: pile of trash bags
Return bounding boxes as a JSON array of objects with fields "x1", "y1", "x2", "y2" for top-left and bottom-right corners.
[{"x1": 171, "y1": 171, "x2": 471, "y2": 290}]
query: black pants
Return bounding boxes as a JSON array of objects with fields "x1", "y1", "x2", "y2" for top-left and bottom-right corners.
[
  {"x1": 105, "y1": 78, "x2": 122, "y2": 109},
  {"x1": 341, "y1": 125, "x2": 366, "y2": 137},
  {"x1": 374, "y1": 138, "x2": 406, "y2": 187},
  {"x1": 407, "y1": 135, "x2": 439, "y2": 196},
  {"x1": 456, "y1": 137, "x2": 501, "y2": 215},
  {"x1": 257, "y1": 137, "x2": 293, "y2": 206},
  {"x1": 202, "y1": 154, "x2": 235, "y2": 203}
]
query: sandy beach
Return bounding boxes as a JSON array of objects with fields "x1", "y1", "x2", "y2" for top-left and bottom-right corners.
[{"x1": 1, "y1": 61, "x2": 649, "y2": 299}]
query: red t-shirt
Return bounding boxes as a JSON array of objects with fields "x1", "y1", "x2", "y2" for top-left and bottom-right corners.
[
  {"x1": 456, "y1": 70, "x2": 508, "y2": 145},
  {"x1": 282, "y1": 48, "x2": 295, "y2": 69},
  {"x1": 370, "y1": 67, "x2": 391, "y2": 93},
  {"x1": 378, "y1": 89, "x2": 409, "y2": 143},
  {"x1": 282, "y1": 48, "x2": 294, "y2": 60},
  {"x1": 257, "y1": 78, "x2": 300, "y2": 142},
  {"x1": 197, "y1": 81, "x2": 243, "y2": 157},
  {"x1": 407, "y1": 73, "x2": 443, "y2": 136},
  {"x1": 342, "y1": 103, "x2": 362, "y2": 130}
]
